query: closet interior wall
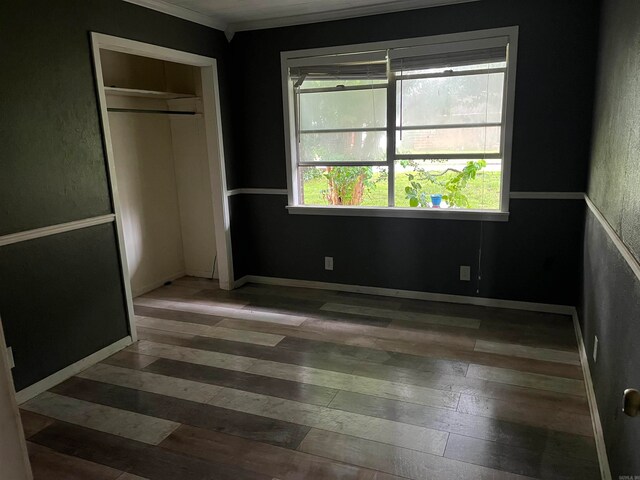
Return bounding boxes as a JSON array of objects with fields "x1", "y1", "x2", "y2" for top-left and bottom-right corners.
[{"x1": 101, "y1": 50, "x2": 217, "y2": 297}]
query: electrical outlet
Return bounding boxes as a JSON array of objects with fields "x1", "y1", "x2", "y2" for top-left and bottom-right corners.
[
  {"x1": 460, "y1": 265, "x2": 471, "y2": 281},
  {"x1": 593, "y1": 336, "x2": 598, "y2": 363},
  {"x1": 6, "y1": 346, "x2": 15, "y2": 369},
  {"x1": 325, "y1": 256, "x2": 334, "y2": 271}
]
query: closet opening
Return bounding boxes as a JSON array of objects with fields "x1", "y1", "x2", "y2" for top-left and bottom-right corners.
[{"x1": 91, "y1": 33, "x2": 232, "y2": 341}]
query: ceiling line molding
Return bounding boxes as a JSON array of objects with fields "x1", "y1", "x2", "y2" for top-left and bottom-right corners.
[
  {"x1": 227, "y1": 0, "x2": 480, "y2": 33},
  {"x1": 122, "y1": 0, "x2": 480, "y2": 36},
  {"x1": 122, "y1": 0, "x2": 227, "y2": 31}
]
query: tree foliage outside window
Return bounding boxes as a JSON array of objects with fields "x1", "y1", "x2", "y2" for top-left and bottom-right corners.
[
  {"x1": 403, "y1": 159, "x2": 487, "y2": 208},
  {"x1": 322, "y1": 166, "x2": 374, "y2": 205},
  {"x1": 299, "y1": 80, "x2": 387, "y2": 206}
]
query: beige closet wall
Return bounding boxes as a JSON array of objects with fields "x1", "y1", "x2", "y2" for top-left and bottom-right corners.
[
  {"x1": 101, "y1": 50, "x2": 195, "y2": 93},
  {"x1": 101, "y1": 50, "x2": 218, "y2": 295},
  {"x1": 170, "y1": 98, "x2": 217, "y2": 279},
  {"x1": 109, "y1": 96, "x2": 186, "y2": 296}
]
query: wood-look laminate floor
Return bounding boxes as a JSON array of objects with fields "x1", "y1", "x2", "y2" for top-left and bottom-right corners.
[{"x1": 20, "y1": 277, "x2": 601, "y2": 480}]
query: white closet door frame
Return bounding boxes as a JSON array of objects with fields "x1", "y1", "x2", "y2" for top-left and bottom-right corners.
[{"x1": 90, "y1": 33, "x2": 234, "y2": 341}]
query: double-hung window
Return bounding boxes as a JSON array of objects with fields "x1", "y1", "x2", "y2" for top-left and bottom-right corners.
[{"x1": 281, "y1": 27, "x2": 518, "y2": 220}]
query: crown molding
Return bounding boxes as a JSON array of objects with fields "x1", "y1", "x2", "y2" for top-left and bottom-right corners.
[
  {"x1": 227, "y1": 0, "x2": 480, "y2": 33},
  {"x1": 123, "y1": 0, "x2": 479, "y2": 36},
  {"x1": 122, "y1": 0, "x2": 227, "y2": 31}
]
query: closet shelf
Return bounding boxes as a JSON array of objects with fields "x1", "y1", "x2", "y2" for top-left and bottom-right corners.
[{"x1": 104, "y1": 87, "x2": 198, "y2": 100}]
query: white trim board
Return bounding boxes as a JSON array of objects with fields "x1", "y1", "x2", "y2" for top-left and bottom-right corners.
[
  {"x1": 132, "y1": 271, "x2": 186, "y2": 298},
  {"x1": 0, "y1": 215, "x2": 115, "y2": 248},
  {"x1": 571, "y1": 309, "x2": 612, "y2": 480},
  {"x1": 92, "y1": 32, "x2": 223, "y2": 67},
  {"x1": 227, "y1": 188, "x2": 288, "y2": 196},
  {"x1": 0, "y1": 191, "x2": 589, "y2": 248},
  {"x1": 585, "y1": 194, "x2": 640, "y2": 283},
  {"x1": 234, "y1": 275, "x2": 575, "y2": 315},
  {"x1": 185, "y1": 269, "x2": 217, "y2": 279},
  {"x1": 15, "y1": 337, "x2": 132, "y2": 405},
  {"x1": 228, "y1": 0, "x2": 480, "y2": 33},
  {"x1": 121, "y1": 0, "x2": 479, "y2": 35},
  {"x1": 509, "y1": 192, "x2": 585, "y2": 200},
  {"x1": 226, "y1": 189, "x2": 586, "y2": 201},
  {"x1": 286, "y1": 205, "x2": 509, "y2": 222},
  {"x1": 122, "y1": 0, "x2": 226, "y2": 30}
]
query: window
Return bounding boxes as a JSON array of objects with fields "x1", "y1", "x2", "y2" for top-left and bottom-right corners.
[{"x1": 282, "y1": 28, "x2": 518, "y2": 220}]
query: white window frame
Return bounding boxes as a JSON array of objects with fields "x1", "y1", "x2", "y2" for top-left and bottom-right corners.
[{"x1": 280, "y1": 26, "x2": 519, "y2": 222}]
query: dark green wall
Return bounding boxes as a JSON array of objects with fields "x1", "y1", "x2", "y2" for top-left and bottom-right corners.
[
  {"x1": 231, "y1": 0, "x2": 600, "y2": 191},
  {"x1": 0, "y1": 0, "x2": 234, "y2": 235},
  {"x1": 0, "y1": 225, "x2": 129, "y2": 391},
  {"x1": 581, "y1": 211, "x2": 640, "y2": 477},
  {"x1": 229, "y1": 0, "x2": 600, "y2": 305},
  {"x1": 0, "y1": 0, "x2": 232, "y2": 390},
  {"x1": 580, "y1": 0, "x2": 640, "y2": 475},
  {"x1": 587, "y1": 0, "x2": 640, "y2": 258},
  {"x1": 237, "y1": 195, "x2": 585, "y2": 305}
]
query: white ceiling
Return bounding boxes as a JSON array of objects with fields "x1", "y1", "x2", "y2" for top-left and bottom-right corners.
[{"x1": 124, "y1": 0, "x2": 478, "y2": 35}]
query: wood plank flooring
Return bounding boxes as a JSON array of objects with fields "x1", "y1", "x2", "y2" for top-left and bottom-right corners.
[{"x1": 20, "y1": 278, "x2": 600, "y2": 479}]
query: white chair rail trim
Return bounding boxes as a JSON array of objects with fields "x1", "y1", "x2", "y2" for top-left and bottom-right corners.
[{"x1": 0, "y1": 215, "x2": 116, "y2": 248}]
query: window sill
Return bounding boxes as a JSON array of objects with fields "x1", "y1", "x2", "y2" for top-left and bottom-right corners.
[{"x1": 286, "y1": 205, "x2": 509, "y2": 221}]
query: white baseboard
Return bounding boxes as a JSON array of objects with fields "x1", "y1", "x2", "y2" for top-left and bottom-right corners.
[
  {"x1": 132, "y1": 271, "x2": 186, "y2": 297},
  {"x1": 15, "y1": 336, "x2": 133, "y2": 405},
  {"x1": 233, "y1": 275, "x2": 250, "y2": 289},
  {"x1": 184, "y1": 269, "x2": 215, "y2": 279},
  {"x1": 571, "y1": 309, "x2": 611, "y2": 480},
  {"x1": 234, "y1": 275, "x2": 574, "y2": 315}
]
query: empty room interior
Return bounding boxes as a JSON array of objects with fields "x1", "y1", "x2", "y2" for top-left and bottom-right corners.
[{"x1": 1, "y1": 0, "x2": 639, "y2": 479}]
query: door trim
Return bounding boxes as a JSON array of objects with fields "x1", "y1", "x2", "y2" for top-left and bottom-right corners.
[{"x1": 90, "y1": 33, "x2": 234, "y2": 341}]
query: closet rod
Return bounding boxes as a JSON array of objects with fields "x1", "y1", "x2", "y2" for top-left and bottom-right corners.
[{"x1": 107, "y1": 108, "x2": 197, "y2": 115}]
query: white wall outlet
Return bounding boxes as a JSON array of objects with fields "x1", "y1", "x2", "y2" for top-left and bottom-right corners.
[
  {"x1": 593, "y1": 335, "x2": 598, "y2": 363},
  {"x1": 325, "y1": 256, "x2": 334, "y2": 271},
  {"x1": 460, "y1": 265, "x2": 471, "y2": 281},
  {"x1": 6, "y1": 346, "x2": 15, "y2": 369}
]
